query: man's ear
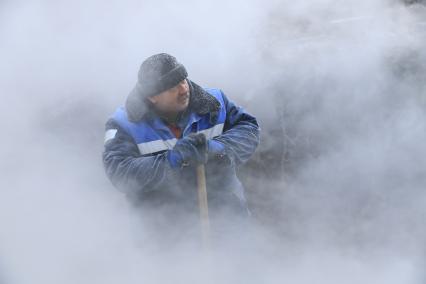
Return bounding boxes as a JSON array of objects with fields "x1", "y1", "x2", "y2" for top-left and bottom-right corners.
[{"x1": 147, "y1": 96, "x2": 156, "y2": 104}]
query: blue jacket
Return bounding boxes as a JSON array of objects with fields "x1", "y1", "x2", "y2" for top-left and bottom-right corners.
[{"x1": 102, "y1": 80, "x2": 260, "y2": 219}]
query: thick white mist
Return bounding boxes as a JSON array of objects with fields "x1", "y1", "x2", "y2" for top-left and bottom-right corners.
[{"x1": 0, "y1": 0, "x2": 425, "y2": 283}]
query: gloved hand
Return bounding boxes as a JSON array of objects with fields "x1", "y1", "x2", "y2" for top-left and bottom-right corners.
[{"x1": 167, "y1": 133, "x2": 208, "y2": 168}]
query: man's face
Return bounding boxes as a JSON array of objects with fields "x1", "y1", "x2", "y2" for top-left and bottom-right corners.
[{"x1": 147, "y1": 79, "x2": 190, "y2": 114}]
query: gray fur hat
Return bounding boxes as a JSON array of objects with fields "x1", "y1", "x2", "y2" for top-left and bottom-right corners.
[
  {"x1": 131, "y1": 53, "x2": 188, "y2": 98},
  {"x1": 125, "y1": 53, "x2": 188, "y2": 122}
]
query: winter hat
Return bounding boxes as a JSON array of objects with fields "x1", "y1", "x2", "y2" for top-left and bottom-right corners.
[
  {"x1": 133, "y1": 53, "x2": 188, "y2": 98},
  {"x1": 125, "y1": 53, "x2": 188, "y2": 122}
]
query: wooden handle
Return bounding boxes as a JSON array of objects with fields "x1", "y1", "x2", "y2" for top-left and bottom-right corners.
[{"x1": 196, "y1": 164, "x2": 210, "y2": 247}]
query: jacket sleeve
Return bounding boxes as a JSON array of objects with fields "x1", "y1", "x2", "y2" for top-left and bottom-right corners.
[
  {"x1": 102, "y1": 119, "x2": 177, "y2": 195},
  {"x1": 213, "y1": 91, "x2": 260, "y2": 165}
]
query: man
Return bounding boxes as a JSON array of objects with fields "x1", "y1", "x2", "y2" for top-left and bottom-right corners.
[{"x1": 102, "y1": 53, "x2": 260, "y2": 243}]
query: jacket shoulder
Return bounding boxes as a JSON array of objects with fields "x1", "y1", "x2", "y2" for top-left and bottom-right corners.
[
  {"x1": 204, "y1": 87, "x2": 227, "y2": 107},
  {"x1": 204, "y1": 87, "x2": 223, "y2": 98}
]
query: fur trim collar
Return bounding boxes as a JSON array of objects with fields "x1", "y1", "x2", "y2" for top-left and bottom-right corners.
[{"x1": 125, "y1": 79, "x2": 221, "y2": 124}]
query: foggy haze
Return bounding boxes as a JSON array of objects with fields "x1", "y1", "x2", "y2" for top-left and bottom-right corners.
[{"x1": 1, "y1": 0, "x2": 425, "y2": 283}]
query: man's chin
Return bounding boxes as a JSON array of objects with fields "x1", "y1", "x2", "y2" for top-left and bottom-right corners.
[{"x1": 177, "y1": 101, "x2": 189, "y2": 111}]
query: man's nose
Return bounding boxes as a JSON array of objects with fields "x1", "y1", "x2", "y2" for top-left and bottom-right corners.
[{"x1": 178, "y1": 83, "x2": 188, "y2": 94}]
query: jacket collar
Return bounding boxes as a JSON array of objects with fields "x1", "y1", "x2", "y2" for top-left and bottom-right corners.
[{"x1": 125, "y1": 79, "x2": 221, "y2": 125}]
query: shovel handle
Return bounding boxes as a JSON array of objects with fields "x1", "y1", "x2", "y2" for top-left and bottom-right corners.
[{"x1": 196, "y1": 164, "x2": 210, "y2": 246}]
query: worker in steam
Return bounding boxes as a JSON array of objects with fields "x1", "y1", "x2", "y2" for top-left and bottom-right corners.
[{"x1": 102, "y1": 53, "x2": 260, "y2": 243}]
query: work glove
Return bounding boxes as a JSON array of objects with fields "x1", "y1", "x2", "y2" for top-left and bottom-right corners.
[{"x1": 167, "y1": 133, "x2": 208, "y2": 168}]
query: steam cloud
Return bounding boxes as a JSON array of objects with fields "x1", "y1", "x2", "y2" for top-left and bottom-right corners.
[{"x1": 0, "y1": 0, "x2": 425, "y2": 283}]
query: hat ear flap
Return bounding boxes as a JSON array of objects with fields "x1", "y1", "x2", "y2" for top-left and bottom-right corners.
[{"x1": 125, "y1": 83, "x2": 149, "y2": 122}]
